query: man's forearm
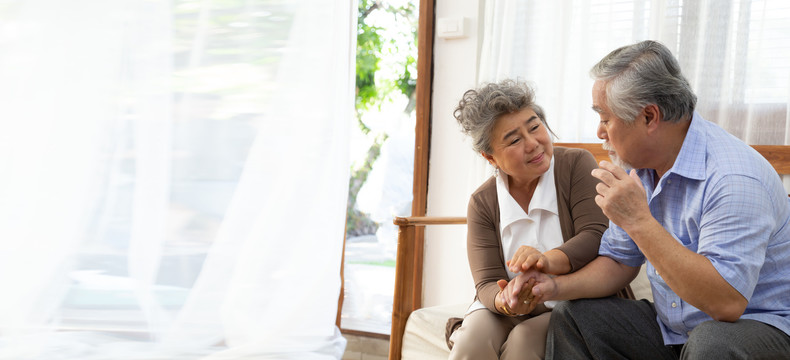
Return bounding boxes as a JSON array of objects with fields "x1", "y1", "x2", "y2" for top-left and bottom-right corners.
[
  {"x1": 626, "y1": 218, "x2": 748, "y2": 321},
  {"x1": 552, "y1": 256, "x2": 638, "y2": 300}
]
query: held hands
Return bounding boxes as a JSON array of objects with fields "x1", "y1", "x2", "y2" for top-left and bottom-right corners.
[
  {"x1": 590, "y1": 161, "x2": 650, "y2": 232},
  {"x1": 497, "y1": 270, "x2": 557, "y2": 315},
  {"x1": 497, "y1": 278, "x2": 537, "y2": 316},
  {"x1": 498, "y1": 246, "x2": 558, "y2": 315}
]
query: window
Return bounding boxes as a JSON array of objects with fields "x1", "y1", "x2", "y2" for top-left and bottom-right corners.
[
  {"x1": 341, "y1": 0, "x2": 420, "y2": 335},
  {"x1": 480, "y1": 0, "x2": 790, "y2": 144}
]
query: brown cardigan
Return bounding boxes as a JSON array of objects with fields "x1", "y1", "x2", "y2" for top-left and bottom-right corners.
[{"x1": 466, "y1": 146, "x2": 627, "y2": 313}]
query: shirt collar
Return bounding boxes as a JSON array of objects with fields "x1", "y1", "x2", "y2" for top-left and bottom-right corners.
[
  {"x1": 664, "y1": 112, "x2": 707, "y2": 181},
  {"x1": 496, "y1": 156, "x2": 557, "y2": 227},
  {"x1": 636, "y1": 112, "x2": 707, "y2": 182}
]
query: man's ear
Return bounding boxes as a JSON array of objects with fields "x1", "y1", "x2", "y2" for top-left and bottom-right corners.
[{"x1": 644, "y1": 104, "x2": 661, "y2": 131}]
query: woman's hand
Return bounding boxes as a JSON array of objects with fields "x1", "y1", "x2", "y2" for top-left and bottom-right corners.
[
  {"x1": 507, "y1": 245, "x2": 550, "y2": 273},
  {"x1": 496, "y1": 276, "x2": 539, "y2": 316}
]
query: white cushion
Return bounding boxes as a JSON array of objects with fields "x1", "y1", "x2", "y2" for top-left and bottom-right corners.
[
  {"x1": 399, "y1": 269, "x2": 652, "y2": 359},
  {"x1": 401, "y1": 303, "x2": 466, "y2": 360}
]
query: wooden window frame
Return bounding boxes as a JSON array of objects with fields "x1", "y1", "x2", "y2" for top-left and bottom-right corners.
[{"x1": 336, "y1": 0, "x2": 435, "y2": 341}]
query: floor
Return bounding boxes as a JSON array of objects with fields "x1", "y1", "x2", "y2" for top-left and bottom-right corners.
[{"x1": 342, "y1": 333, "x2": 389, "y2": 360}]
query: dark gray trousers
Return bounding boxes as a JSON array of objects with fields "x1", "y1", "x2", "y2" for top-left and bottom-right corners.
[{"x1": 546, "y1": 297, "x2": 790, "y2": 360}]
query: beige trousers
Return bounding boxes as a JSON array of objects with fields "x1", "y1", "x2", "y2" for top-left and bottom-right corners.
[{"x1": 448, "y1": 309, "x2": 551, "y2": 360}]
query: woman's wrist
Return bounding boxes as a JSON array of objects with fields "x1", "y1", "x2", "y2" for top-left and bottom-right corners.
[
  {"x1": 544, "y1": 249, "x2": 571, "y2": 274},
  {"x1": 497, "y1": 290, "x2": 517, "y2": 316},
  {"x1": 501, "y1": 304, "x2": 516, "y2": 316}
]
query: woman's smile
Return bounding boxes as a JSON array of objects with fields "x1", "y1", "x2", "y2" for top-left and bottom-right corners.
[{"x1": 529, "y1": 152, "x2": 545, "y2": 164}]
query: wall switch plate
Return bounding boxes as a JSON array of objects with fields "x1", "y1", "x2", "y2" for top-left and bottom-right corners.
[{"x1": 436, "y1": 17, "x2": 468, "y2": 39}]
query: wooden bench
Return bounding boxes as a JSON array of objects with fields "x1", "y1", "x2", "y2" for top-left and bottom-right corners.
[{"x1": 388, "y1": 142, "x2": 790, "y2": 360}]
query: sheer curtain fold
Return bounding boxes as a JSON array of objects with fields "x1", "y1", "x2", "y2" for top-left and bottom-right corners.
[
  {"x1": 478, "y1": 0, "x2": 790, "y2": 156},
  {"x1": 0, "y1": 1, "x2": 131, "y2": 334},
  {"x1": 0, "y1": 0, "x2": 354, "y2": 359}
]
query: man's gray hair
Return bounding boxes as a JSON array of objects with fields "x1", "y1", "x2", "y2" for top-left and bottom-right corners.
[
  {"x1": 453, "y1": 79, "x2": 550, "y2": 154},
  {"x1": 590, "y1": 40, "x2": 697, "y2": 124}
]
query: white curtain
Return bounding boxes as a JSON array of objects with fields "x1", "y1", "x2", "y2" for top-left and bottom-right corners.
[
  {"x1": 478, "y1": 0, "x2": 790, "y2": 145},
  {"x1": 0, "y1": 0, "x2": 354, "y2": 359}
]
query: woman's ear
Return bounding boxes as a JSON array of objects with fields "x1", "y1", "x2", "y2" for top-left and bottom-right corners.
[{"x1": 481, "y1": 152, "x2": 496, "y2": 167}]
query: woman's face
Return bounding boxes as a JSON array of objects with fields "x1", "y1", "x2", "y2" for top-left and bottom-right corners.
[{"x1": 483, "y1": 108, "x2": 553, "y2": 185}]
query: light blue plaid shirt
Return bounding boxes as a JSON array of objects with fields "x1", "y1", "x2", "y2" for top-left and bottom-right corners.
[{"x1": 599, "y1": 112, "x2": 790, "y2": 345}]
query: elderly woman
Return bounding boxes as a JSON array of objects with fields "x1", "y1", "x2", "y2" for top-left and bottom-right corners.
[{"x1": 448, "y1": 79, "x2": 624, "y2": 360}]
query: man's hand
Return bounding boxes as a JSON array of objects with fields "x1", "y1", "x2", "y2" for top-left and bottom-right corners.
[
  {"x1": 529, "y1": 270, "x2": 558, "y2": 300},
  {"x1": 591, "y1": 161, "x2": 651, "y2": 232},
  {"x1": 500, "y1": 271, "x2": 557, "y2": 313}
]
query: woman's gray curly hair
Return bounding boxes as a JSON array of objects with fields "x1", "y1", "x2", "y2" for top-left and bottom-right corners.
[{"x1": 453, "y1": 79, "x2": 551, "y2": 154}]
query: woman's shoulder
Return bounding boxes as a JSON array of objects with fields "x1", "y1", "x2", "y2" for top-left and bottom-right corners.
[
  {"x1": 470, "y1": 176, "x2": 497, "y2": 206},
  {"x1": 470, "y1": 176, "x2": 497, "y2": 200},
  {"x1": 553, "y1": 145, "x2": 593, "y2": 161},
  {"x1": 553, "y1": 146, "x2": 596, "y2": 167}
]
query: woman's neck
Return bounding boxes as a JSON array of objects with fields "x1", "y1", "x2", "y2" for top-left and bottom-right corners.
[{"x1": 508, "y1": 175, "x2": 540, "y2": 213}]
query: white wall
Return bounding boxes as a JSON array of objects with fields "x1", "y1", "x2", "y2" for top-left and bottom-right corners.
[{"x1": 422, "y1": 0, "x2": 485, "y2": 307}]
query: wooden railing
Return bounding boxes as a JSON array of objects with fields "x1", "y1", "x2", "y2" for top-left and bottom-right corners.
[
  {"x1": 553, "y1": 142, "x2": 790, "y2": 174},
  {"x1": 388, "y1": 217, "x2": 466, "y2": 360}
]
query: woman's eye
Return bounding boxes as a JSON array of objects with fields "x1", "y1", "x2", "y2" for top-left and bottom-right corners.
[
  {"x1": 510, "y1": 138, "x2": 520, "y2": 145},
  {"x1": 530, "y1": 125, "x2": 540, "y2": 132}
]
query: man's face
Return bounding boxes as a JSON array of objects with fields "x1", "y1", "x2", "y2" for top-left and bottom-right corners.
[{"x1": 592, "y1": 80, "x2": 642, "y2": 170}]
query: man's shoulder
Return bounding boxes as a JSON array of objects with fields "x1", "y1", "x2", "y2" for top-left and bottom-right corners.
[
  {"x1": 708, "y1": 140, "x2": 772, "y2": 177},
  {"x1": 692, "y1": 116, "x2": 788, "y2": 207},
  {"x1": 698, "y1": 116, "x2": 774, "y2": 178}
]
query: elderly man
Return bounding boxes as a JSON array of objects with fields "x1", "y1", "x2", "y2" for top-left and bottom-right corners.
[{"x1": 505, "y1": 40, "x2": 790, "y2": 359}]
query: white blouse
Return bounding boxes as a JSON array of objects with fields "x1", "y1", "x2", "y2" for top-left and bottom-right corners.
[{"x1": 467, "y1": 157, "x2": 562, "y2": 314}]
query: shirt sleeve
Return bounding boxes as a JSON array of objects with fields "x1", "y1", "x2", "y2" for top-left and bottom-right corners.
[
  {"x1": 598, "y1": 221, "x2": 646, "y2": 267},
  {"x1": 698, "y1": 174, "x2": 773, "y2": 300},
  {"x1": 466, "y1": 192, "x2": 508, "y2": 313}
]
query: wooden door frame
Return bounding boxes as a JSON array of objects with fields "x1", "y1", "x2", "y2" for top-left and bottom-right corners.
[
  {"x1": 336, "y1": 0, "x2": 435, "y2": 339},
  {"x1": 403, "y1": 0, "x2": 434, "y2": 319},
  {"x1": 410, "y1": 0, "x2": 434, "y2": 277}
]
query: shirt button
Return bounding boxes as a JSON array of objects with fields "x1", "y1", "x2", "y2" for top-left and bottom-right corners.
[
  {"x1": 667, "y1": 179, "x2": 672, "y2": 185},
  {"x1": 672, "y1": 302, "x2": 678, "y2": 308},
  {"x1": 655, "y1": 270, "x2": 660, "y2": 275}
]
